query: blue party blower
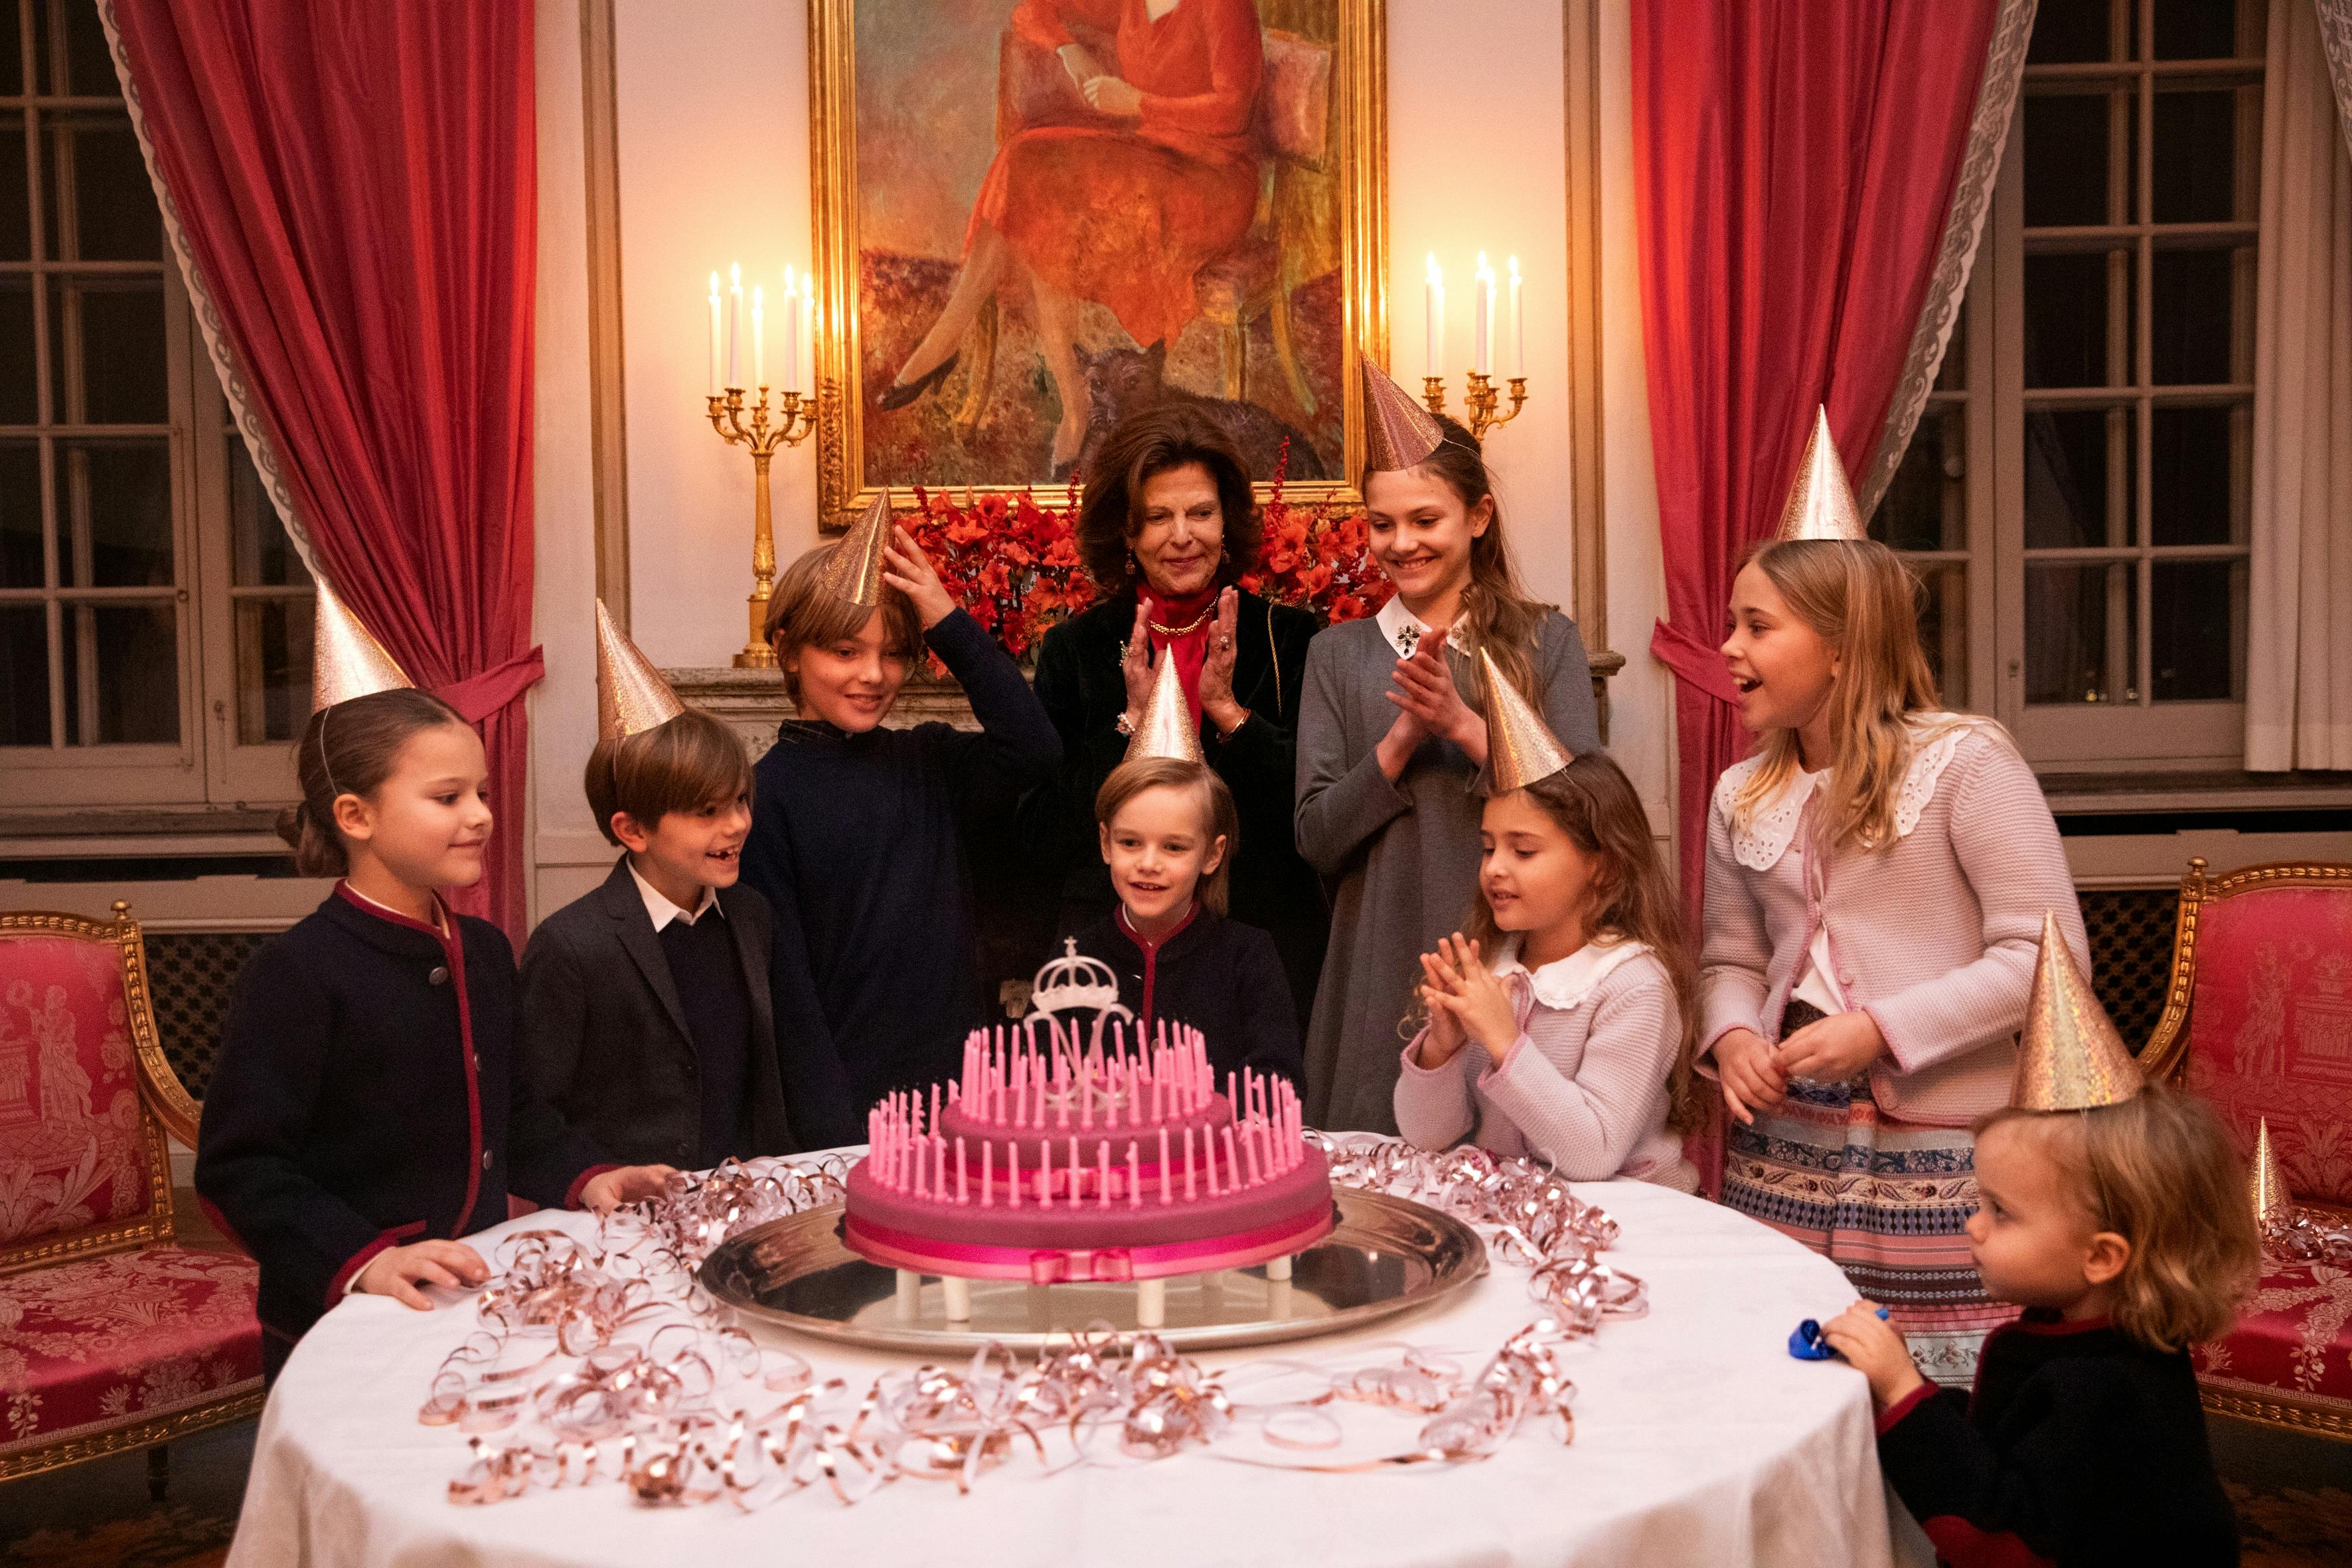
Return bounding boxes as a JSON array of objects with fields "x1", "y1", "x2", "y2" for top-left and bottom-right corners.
[{"x1": 1789, "y1": 1306, "x2": 1890, "y2": 1361}]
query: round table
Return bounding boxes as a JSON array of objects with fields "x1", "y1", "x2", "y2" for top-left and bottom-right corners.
[{"x1": 228, "y1": 1172, "x2": 1925, "y2": 1567}]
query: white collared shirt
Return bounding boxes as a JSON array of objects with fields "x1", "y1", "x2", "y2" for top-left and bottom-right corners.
[
  {"x1": 1491, "y1": 934, "x2": 1650, "y2": 1012},
  {"x1": 627, "y1": 860, "x2": 722, "y2": 931},
  {"x1": 1374, "y1": 595, "x2": 1471, "y2": 659}
]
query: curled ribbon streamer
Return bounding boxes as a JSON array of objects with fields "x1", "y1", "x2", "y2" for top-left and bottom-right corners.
[{"x1": 426, "y1": 1145, "x2": 1644, "y2": 1510}]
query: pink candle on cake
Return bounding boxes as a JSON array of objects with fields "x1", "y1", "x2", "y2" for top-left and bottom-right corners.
[
  {"x1": 1039, "y1": 1138, "x2": 1052, "y2": 1210},
  {"x1": 1069, "y1": 1137, "x2": 1081, "y2": 1203},
  {"x1": 1008, "y1": 1141, "x2": 1021, "y2": 1208},
  {"x1": 957, "y1": 1137, "x2": 968, "y2": 1204},
  {"x1": 981, "y1": 1138, "x2": 994, "y2": 1206},
  {"x1": 1127, "y1": 1142, "x2": 1142, "y2": 1208},
  {"x1": 1099, "y1": 1142, "x2": 1111, "y2": 1208},
  {"x1": 1244, "y1": 1124, "x2": 1262, "y2": 1186},
  {"x1": 1223, "y1": 1126, "x2": 1240, "y2": 1191},
  {"x1": 1158, "y1": 1128, "x2": 1172, "y2": 1204},
  {"x1": 1184, "y1": 1126, "x2": 1198, "y2": 1200}
]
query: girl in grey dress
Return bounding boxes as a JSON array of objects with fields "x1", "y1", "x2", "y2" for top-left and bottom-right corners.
[{"x1": 1294, "y1": 366, "x2": 1601, "y2": 1132}]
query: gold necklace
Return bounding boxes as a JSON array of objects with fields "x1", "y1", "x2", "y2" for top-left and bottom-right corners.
[{"x1": 1145, "y1": 606, "x2": 1214, "y2": 638}]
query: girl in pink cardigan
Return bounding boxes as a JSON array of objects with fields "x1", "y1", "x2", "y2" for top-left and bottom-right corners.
[
  {"x1": 1705, "y1": 536, "x2": 2084, "y2": 1384},
  {"x1": 1395, "y1": 736, "x2": 1698, "y2": 1191}
]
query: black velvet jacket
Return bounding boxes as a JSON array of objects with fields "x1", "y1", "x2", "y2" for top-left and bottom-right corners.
[
  {"x1": 1028, "y1": 588, "x2": 1327, "y2": 1028},
  {"x1": 1070, "y1": 907, "x2": 1304, "y2": 1089},
  {"x1": 740, "y1": 609, "x2": 1063, "y2": 1147},
  {"x1": 518, "y1": 857, "x2": 795, "y2": 1168},
  {"x1": 1875, "y1": 1312, "x2": 2239, "y2": 1567},
  {"x1": 196, "y1": 888, "x2": 609, "y2": 1346}
]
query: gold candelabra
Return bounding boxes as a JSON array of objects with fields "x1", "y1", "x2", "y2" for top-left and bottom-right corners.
[
  {"x1": 706, "y1": 385, "x2": 820, "y2": 669},
  {"x1": 1420, "y1": 372, "x2": 1529, "y2": 443}
]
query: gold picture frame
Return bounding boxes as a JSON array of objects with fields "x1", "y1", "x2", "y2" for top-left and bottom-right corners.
[{"x1": 807, "y1": 0, "x2": 1389, "y2": 531}]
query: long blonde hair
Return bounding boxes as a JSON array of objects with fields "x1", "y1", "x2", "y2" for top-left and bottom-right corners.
[
  {"x1": 1975, "y1": 1091, "x2": 2260, "y2": 1352},
  {"x1": 1730, "y1": 537, "x2": 1951, "y2": 853},
  {"x1": 1362, "y1": 414, "x2": 1553, "y2": 712}
]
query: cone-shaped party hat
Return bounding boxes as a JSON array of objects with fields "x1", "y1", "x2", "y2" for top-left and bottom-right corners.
[
  {"x1": 594, "y1": 599, "x2": 686, "y2": 742},
  {"x1": 1480, "y1": 648, "x2": 1571, "y2": 793},
  {"x1": 1123, "y1": 648, "x2": 1205, "y2": 764},
  {"x1": 2249, "y1": 1117, "x2": 2294, "y2": 1225},
  {"x1": 1360, "y1": 357, "x2": 1447, "y2": 473},
  {"x1": 2011, "y1": 909, "x2": 2143, "y2": 1111},
  {"x1": 817, "y1": 488, "x2": 893, "y2": 607},
  {"x1": 310, "y1": 578, "x2": 412, "y2": 711},
  {"x1": 1773, "y1": 406, "x2": 1868, "y2": 543}
]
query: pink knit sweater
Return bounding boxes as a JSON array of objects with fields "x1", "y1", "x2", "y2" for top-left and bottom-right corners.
[
  {"x1": 1393, "y1": 941, "x2": 1697, "y2": 1191},
  {"x1": 1695, "y1": 718, "x2": 2086, "y2": 1127}
]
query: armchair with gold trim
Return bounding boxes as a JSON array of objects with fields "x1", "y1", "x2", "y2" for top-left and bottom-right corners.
[
  {"x1": 2140, "y1": 858, "x2": 2352, "y2": 1443},
  {"x1": 0, "y1": 903, "x2": 264, "y2": 1492}
]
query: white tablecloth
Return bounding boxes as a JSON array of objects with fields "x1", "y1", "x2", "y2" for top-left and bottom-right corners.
[{"x1": 228, "y1": 1173, "x2": 1926, "y2": 1568}]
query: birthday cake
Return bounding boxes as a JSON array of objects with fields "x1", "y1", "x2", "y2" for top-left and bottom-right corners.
[{"x1": 842, "y1": 945, "x2": 1334, "y2": 1285}]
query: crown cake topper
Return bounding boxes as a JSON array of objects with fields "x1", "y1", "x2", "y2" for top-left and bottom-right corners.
[
  {"x1": 1360, "y1": 356, "x2": 1447, "y2": 473},
  {"x1": 2250, "y1": 1117, "x2": 2294, "y2": 1225},
  {"x1": 1480, "y1": 648, "x2": 1572, "y2": 794},
  {"x1": 818, "y1": 487, "x2": 894, "y2": 607},
  {"x1": 1773, "y1": 406, "x2": 1868, "y2": 543},
  {"x1": 2011, "y1": 909, "x2": 2142, "y2": 1112},
  {"x1": 1124, "y1": 648, "x2": 1206, "y2": 764},
  {"x1": 1028, "y1": 937, "x2": 1131, "y2": 1021},
  {"x1": 310, "y1": 578, "x2": 413, "y2": 711},
  {"x1": 594, "y1": 598, "x2": 687, "y2": 742}
]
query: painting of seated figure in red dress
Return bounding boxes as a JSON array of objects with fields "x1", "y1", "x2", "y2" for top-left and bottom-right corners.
[{"x1": 815, "y1": 0, "x2": 1384, "y2": 524}]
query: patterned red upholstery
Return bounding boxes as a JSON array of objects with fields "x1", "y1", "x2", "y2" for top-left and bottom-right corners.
[
  {"x1": 2193, "y1": 1241, "x2": 2352, "y2": 1428},
  {"x1": 2178, "y1": 884, "x2": 2352, "y2": 1206},
  {"x1": 0, "y1": 1246, "x2": 262, "y2": 1458},
  {"x1": 0, "y1": 934, "x2": 159, "y2": 1251}
]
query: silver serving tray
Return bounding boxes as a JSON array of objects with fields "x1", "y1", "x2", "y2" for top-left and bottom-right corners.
[{"x1": 700, "y1": 1188, "x2": 1488, "y2": 1353}]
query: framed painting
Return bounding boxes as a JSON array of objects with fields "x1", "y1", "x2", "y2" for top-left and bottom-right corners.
[{"x1": 808, "y1": 0, "x2": 1388, "y2": 530}]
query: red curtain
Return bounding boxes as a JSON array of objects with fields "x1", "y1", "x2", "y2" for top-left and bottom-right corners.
[
  {"x1": 1631, "y1": 0, "x2": 1998, "y2": 1189},
  {"x1": 112, "y1": 1, "x2": 542, "y2": 943}
]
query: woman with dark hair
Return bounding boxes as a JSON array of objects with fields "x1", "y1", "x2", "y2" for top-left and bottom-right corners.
[{"x1": 1027, "y1": 403, "x2": 1326, "y2": 1030}]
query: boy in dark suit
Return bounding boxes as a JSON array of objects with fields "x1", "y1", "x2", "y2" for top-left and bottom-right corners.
[{"x1": 519, "y1": 604, "x2": 793, "y2": 1168}]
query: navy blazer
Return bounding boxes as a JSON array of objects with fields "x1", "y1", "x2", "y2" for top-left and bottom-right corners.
[
  {"x1": 196, "y1": 887, "x2": 608, "y2": 1345},
  {"x1": 518, "y1": 856, "x2": 795, "y2": 1166}
]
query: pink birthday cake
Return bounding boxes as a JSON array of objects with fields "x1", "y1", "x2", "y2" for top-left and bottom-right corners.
[{"x1": 842, "y1": 948, "x2": 1333, "y2": 1285}]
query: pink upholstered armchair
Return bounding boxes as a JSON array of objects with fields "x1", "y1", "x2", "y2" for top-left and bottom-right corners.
[
  {"x1": 0, "y1": 903, "x2": 264, "y2": 1492},
  {"x1": 2140, "y1": 858, "x2": 2352, "y2": 1442}
]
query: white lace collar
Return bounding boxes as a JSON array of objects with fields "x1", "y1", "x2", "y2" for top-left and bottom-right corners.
[
  {"x1": 1713, "y1": 714, "x2": 1973, "y2": 871},
  {"x1": 1492, "y1": 935, "x2": 1650, "y2": 1012},
  {"x1": 1375, "y1": 596, "x2": 1470, "y2": 659}
]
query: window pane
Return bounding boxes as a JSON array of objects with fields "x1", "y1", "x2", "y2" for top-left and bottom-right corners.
[
  {"x1": 1874, "y1": 405, "x2": 1967, "y2": 552},
  {"x1": 1934, "y1": 311, "x2": 1967, "y2": 392},
  {"x1": 60, "y1": 599, "x2": 175, "y2": 743},
  {"x1": 58, "y1": 438, "x2": 170, "y2": 586},
  {"x1": 0, "y1": 123, "x2": 29, "y2": 260},
  {"x1": 0, "y1": 3, "x2": 21, "y2": 97},
  {"x1": 2025, "y1": 562, "x2": 2134, "y2": 705},
  {"x1": 2150, "y1": 404, "x2": 2244, "y2": 546},
  {"x1": 2023, "y1": 250, "x2": 2132, "y2": 388},
  {"x1": 2028, "y1": 0, "x2": 2125, "y2": 64},
  {"x1": 1912, "y1": 560, "x2": 1969, "y2": 710},
  {"x1": 2151, "y1": 248, "x2": 2246, "y2": 384},
  {"x1": 234, "y1": 594, "x2": 314, "y2": 744},
  {"x1": 47, "y1": 275, "x2": 165, "y2": 422},
  {"x1": 2152, "y1": 91, "x2": 2244, "y2": 224},
  {"x1": 2024, "y1": 406, "x2": 2134, "y2": 548},
  {"x1": 0, "y1": 439, "x2": 40, "y2": 586},
  {"x1": 228, "y1": 435, "x2": 311, "y2": 587},
  {"x1": 0, "y1": 275, "x2": 35, "y2": 424},
  {"x1": 47, "y1": 0, "x2": 118, "y2": 97},
  {"x1": 2023, "y1": 94, "x2": 2120, "y2": 228},
  {"x1": 2151, "y1": 560, "x2": 2245, "y2": 701},
  {"x1": 0, "y1": 604, "x2": 49, "y2": 745},
  {"x1": 42, "y1": 115, "x2": 159, "y2": 260},
  {"x1": 2152, "y1": 0, "x2": 2254, "y2": 60}
]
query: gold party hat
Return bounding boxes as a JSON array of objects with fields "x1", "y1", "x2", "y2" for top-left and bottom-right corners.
[
  {"x1": 1480, "y1": 648, "x2": 1571, "y2": 793},
  {"x1": 2011, "y1": 909, "x2": 2142, "y2": 1111},
  {"x1": 817, "y1": 488, "x2": 893, "y2": 607},
  {"x1": 1123, "y1": 647, "x2": 1204, "y2": 764},
  {"x1": 593, "y1": 599, "x2": 686, "y2": 742},
  {"x1": 310, "y1": 578, "x2": 412, "y2": 710},
  {"x1": 1360, "y1": 357, "x2": 1446, "y2": 473},
  {"x1": 2249, "y1": 1117, "x2": 2294, "y2": 1225},
  {"x1": 1773, "y1": 406, "x2": 1868, "y2": 543}
]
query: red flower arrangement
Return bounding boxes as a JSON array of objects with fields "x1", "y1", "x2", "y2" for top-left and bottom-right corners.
[{"x1": 903, "y1": 439, "x2": 1391, "y2": 663}]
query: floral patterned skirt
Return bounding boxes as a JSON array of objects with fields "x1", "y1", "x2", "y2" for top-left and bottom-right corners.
[{"x1": 1722, "y1": 1034, "x2": 2015, "y2": 1385}]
